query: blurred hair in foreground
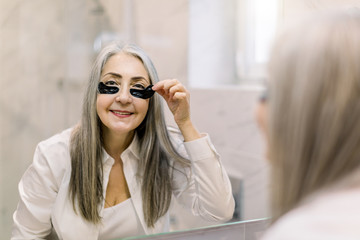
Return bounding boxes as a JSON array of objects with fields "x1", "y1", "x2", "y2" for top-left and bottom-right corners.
[{"x1": 266, "y1": 8, "x2": 360, "y2": 222}]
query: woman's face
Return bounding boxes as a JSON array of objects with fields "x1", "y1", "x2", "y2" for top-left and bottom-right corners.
[{"x1": 96, "y1": 52, "x2": 150, "y2": 136}]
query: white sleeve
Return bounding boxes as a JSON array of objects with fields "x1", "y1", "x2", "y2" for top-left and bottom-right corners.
[
  {"x1": 12, "y1": 144, "x2": 59, "y2": 239},
  {"x1": 171, "y1": 132, "x2": 235, "y2": 222}
]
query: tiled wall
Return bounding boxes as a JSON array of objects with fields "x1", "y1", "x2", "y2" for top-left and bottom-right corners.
[{"x1": 0, "y1": 1, "x2": 109, "y2": 237}]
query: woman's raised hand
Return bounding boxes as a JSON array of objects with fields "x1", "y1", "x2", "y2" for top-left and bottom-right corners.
[
  {"x1": 152, "y1": 79, "x2": 200, "y2": 141},
  {"x1": 152, "y1": 79, "x2": 190, "y2": 127}
]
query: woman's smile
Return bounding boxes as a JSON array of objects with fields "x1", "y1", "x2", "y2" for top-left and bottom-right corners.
[{"x1": 110, "y1": 110, "x2": 134, "y2": 118}]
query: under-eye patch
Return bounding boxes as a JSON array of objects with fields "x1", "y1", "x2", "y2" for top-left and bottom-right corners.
[
  {"x1": 130, "y1": 85, "x2": 155, "y2": 99},
  {"x1": 98, "y1": 82, "x2": 119, "y2": 94},
  {"x1": 98, "y1": 82, "x2": 155, "y2": 99}
]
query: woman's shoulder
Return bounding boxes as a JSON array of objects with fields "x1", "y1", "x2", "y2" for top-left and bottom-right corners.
[
  {"x1": 37, "y1": 128, "x2": 73, "y2": 153},
  {"x1": 35, "y1": 127, "x2": 73, "y2": 172},
  {"x1": 262, "y1": 188, "x2": 360, "y2": 240}
]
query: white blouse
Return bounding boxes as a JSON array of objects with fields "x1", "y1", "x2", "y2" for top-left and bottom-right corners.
[
  {"x1": 99, "y1": 198, "x2": 145, "y2": 240},
  {"x1": 12, "y1": 127, "x2": 235, "y2": 240}
]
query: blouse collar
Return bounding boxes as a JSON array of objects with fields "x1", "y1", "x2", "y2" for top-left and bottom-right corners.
[{"x1": 101, "y1": 133, "x2": 141, "y2": 164}]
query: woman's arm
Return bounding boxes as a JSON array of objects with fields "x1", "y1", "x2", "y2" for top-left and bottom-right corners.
[
  {"x1": 169, "y1": 128, "x2": 235, "y2": 222},
  {"x1": 12, "y1": 138, "x2": 66, "y2": 239},
  {"x1": 153, "y1": 79, "x2": 234, "y2": 221}
]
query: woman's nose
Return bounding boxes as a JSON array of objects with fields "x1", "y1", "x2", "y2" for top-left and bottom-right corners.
[{"x1": 115, "y1": 86, "x2": 133, "y2": 104}]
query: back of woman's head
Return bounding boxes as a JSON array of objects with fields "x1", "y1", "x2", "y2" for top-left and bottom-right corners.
[{"x1": 267, "y1": 9, "x2": 360, "y2": 221}]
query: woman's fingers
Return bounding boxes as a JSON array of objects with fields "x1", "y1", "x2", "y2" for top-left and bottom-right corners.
[
  {"x1": 163, "y1": 79, "x2": 179, "y2": 92},
  {"x1": 172, "y1": 91, "x2": 188, "y2": 101},
  {"x1": 153, "y1": 79, "x2": 179, "y2": 91},
  {"x1": 153, "y1": 79, "x2": 187, "y2": 100},
  {"x1": 169, "y1": 84, "x2": 187, "y2": 96},
  {"x1": 153, "y1": 79, "x2": 192, "y2": 126}
]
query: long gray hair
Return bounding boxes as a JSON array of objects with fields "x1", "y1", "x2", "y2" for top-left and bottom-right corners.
[
  {"x1": 69, "y1": 42, "x2": 188, "y2": 227},
  {"x1": 267, "y1": 9, "x2": 360, "y2": 222}
]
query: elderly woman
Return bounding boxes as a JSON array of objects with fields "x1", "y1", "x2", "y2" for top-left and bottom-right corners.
[
  {"x1": 12, "y1": 42, "x2": 234, "y2": 239},
  {"x1": 257, "y1": 9, "x2": 360, "y2": 240}
]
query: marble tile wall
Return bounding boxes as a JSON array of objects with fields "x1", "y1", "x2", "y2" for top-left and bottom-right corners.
[
  {"x1": 190, "y1": 88, "x2": 269, "y2": 221},
  {"x1": 0, "y1": 0, "x2": 270, "y2": 238},
  {"x1": 0, "y1": 0, "x2": 110, "y2": 237}
]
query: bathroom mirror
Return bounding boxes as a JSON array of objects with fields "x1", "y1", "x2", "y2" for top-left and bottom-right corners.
[{"x1": 8, "y1": 0, "x2": 356, "y2": 238}]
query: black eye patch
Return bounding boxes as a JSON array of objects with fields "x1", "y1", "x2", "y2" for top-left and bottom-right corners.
[
  {"x1": 130, "y1": 85, "x2": 155, "y2": 99},
  {"x1": 98, "y1": 82, "x2": 155, "y2": 99},
  {"x1": 98, "y1": 82, "x2": 119, "y2": 94}
]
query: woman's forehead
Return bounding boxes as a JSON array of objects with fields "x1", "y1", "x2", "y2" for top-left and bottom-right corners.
[{"x1": 101, "y1": 53, "x2": 149, "y2": 81}]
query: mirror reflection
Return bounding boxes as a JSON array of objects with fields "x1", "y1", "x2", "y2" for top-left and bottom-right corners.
[{"x1": 12, "y1": 41, "x2": 235, "y2": 239}]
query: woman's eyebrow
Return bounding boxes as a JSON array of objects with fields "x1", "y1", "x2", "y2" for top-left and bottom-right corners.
[
  {"x1": 102, "y1": 72, "x2": 149, "y2": 83},
  {"x1": 102, "y1": 72, "x2": 122, "y2": 78},
  {"x1": 131, "y1": 76, "x2": 149, "y2": 82},
  {"x1": 103, "y1": 73, "x2": 147, "y2": 80}
]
